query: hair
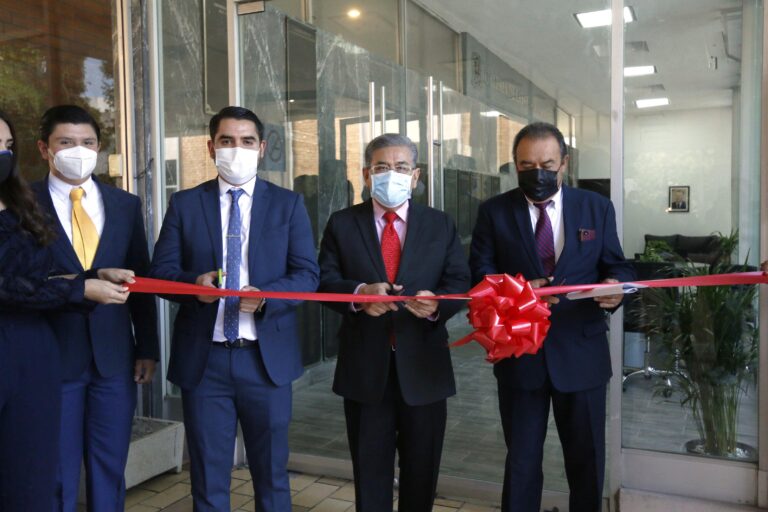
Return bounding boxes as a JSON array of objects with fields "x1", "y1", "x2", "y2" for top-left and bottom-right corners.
[
  {"x1": 0, "y1": 111, "x2": 54, "y2": 245},
  {"x1": 209, "y1": 106, "x2": 264, "y2": 141},
  {"x1": 364, "y1": 133, "x2": 418, "y2": 167},
  {"x1": 512, "y1": 122, "x2": 568, "y2": 163},
  {"x1": 39, "y1": 104, "x2": 101, "y2": 144}
]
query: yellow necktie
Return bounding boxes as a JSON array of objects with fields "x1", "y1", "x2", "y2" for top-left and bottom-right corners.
[{"x1": 69, "y1": 187, "x2": 99, "y2": 269}]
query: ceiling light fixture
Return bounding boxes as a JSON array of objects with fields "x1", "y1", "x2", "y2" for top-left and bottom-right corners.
[
  {"x1": 347, "y1": 8, "x2": 361, "y2": 19},
  {"x1": 624, "y1": 65, "x2": 657, "y2": 77},
  {"x1": 635, "y1": 97, "x2": 669, "y2": 109},
  {"x1": 575, "y1": 7, "x2": 635, "y2": 28}
]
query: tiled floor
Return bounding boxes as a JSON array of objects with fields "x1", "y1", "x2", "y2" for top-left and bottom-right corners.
[
  {"x1": 123, "y1": 309, "x2": 759, "y2": 510},
  {"x1": 125, "y1": 468, "x2": 501, "y2": 511},
  {"x1": 290, "y1": 313, "x2": 759, "y2": 492}
]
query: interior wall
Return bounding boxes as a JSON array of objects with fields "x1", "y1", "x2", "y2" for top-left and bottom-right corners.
[
  {"x1": 576, "y1": 107, "x2": 611, "y2": 180},
  {"x1": 623, "y1": 106, "x2": 733, "y2": 258}
]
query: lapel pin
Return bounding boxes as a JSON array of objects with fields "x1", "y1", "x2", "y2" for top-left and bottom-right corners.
[{"x1": 579, "y1": 228, "x2": 596, "y2": 242}]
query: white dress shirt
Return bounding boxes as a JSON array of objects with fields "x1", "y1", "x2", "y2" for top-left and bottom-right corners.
[
  {"x1": 48, "y1": 172, "x2": 105, "y2": 241},
  {"x1": 212, "y1": 176, "x2": 258, "y2": 342},
  {"x1": 526, "y1": 187, "x2": 565, "y2": 266}
]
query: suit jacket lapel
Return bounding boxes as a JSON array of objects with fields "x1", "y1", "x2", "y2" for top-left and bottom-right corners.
[
  {"x1": 397, "y1": 200, "x2": 424, "y2": 283},
  {"x1": 247, "y1": 179, "x2": 270, "y2": 277},
  {"x1": 355, "y1": 200, "x2": 387, "y2": 282},
  {"x1": 510, "y1": 189, "x2": 545, "y2": 276},
  {"x1": 91, "y1": 180, "x2": 116, "y2": 269},
  {"x1": 39, "y1": 177, "x2": 83, "y2": 271},
  {"x1": 200, "y1": 180, "x2": 223, "y2": 269}
]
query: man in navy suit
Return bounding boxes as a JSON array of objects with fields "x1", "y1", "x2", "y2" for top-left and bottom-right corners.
[
  {"x1": 319, "y1": 134, "x2": 471, "y2": 511},
  {"x1": 150, "y1": 106, "x2": 319, "y2": 511},
  {"x1": 33, "y1": 105, "x2": 159, "y2": 512},
  {"x1": 470, "y1": 122, "x2": 634, "y2": 512}
]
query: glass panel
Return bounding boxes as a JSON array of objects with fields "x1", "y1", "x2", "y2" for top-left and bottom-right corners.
[
  {"x1": 415, "y1": 0, "x2": 611, "y2": 494},
  {"x1": 311, "y1": 0, "x2": 400, "y2": 63},
  {"x1": 157, "y1": 0, "x2": 230, "y2": 397},
  {"x1": 239, "y1": 8, "x2": 291, "y2": 190},
  {"x1": 406, "y1": 1, "x2": 459, "y2": 91},
  {"x1": 0, "y1": 0, "x2": 120, "y2": 185},
  {"x1": 621, "y1": 0, "x2": 762, "y2": 464}
]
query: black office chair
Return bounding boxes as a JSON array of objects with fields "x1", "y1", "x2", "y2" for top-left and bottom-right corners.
[{"x1": 622, "y1": 261, "x2": 679, "y2": 394}]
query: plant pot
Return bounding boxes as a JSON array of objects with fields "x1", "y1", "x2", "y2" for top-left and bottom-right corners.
[
  {"x1": 77, "y1": 417, "x2": 186, "y2": 504},
  {"x1": 683, "y1": 439, "x2": 757, "y2": 462},
  {"x1": 125, "y1": 417, "x2": 186, "y2": 488}
]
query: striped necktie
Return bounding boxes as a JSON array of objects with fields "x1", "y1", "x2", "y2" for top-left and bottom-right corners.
[{"x1": 534, "y1": 200, "x2": 555, "y2": 276}]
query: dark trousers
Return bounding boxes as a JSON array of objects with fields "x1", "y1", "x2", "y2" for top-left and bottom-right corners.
[
  {"x1": 497, "y1": 378, "x2": 607, "y2": 512},
  {"x1": 182, "y1": 344, "x2": 291, "y2": 512},
  {"x1": 57, "y1": 363, "x2": 136, "y2": 512},
  {"x1": 0, "y1": 315, "x2": 61, "y2": 511},
  {"x1": 344, "y1": 356, "x2": 447, "y2": 512}
]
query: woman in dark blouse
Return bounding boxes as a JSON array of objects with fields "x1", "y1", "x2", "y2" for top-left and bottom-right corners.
[{"x1": 0, "y1": 111, "x2": 130, "y2": 511}]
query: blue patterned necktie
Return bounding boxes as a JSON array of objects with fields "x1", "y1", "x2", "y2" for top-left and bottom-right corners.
[
  {"x1": 224, "y1": 188, "x2": 245, "y2": 341},
  {"x1": 534, "y1": 200, "x2": 555, "y2": 276}
]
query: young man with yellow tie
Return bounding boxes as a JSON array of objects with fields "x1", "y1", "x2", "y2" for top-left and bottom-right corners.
[{"x1": 33, "y1": 105, "x2": 159, "y2": 512}]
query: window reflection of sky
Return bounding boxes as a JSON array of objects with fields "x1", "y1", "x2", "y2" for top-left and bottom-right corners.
[{"x1": 83, "y1": 57, "x2": 112, "y2": 110}]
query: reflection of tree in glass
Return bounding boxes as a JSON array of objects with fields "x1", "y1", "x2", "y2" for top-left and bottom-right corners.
[
  {"x1": 0, "y1": 45, "x2": 116, "y2": 185},
  {"x1": 0, "y1": 46, "x2": 47, "y2": 179}
]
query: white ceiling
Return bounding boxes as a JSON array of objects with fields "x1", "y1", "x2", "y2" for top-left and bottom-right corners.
[{"x1": 417, "y1": 0, "x2": 745, "y2": 116}]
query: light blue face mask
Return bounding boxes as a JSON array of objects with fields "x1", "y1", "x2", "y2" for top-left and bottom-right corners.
[{"x1": 371, "y1": 170, "x2": 413, "y2": 208}]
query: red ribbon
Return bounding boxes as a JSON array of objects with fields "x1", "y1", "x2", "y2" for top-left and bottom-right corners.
[
  {"x1": 450, "y1": 274, "x2": 551, "y2": 363},
  {"x1": 128, "y1": 277, "x2": 468, "y2": 303},
  {"x1": 128, "y1": 271, "x2": 768, "y2": 362}
]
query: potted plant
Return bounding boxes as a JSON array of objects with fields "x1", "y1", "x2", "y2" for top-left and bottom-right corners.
[{"x1": 642, "y1": 231, "x2": 758, "y2": 460}]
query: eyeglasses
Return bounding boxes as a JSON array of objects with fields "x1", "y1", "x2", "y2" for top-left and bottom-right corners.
[{"x1": 370, "y1": 164, "x2": 415, "y2": 174}]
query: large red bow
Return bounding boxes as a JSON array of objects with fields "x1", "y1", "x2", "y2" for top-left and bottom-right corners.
[{"x1": 452, "y1": 274, "x2": 551, "y2": 363}]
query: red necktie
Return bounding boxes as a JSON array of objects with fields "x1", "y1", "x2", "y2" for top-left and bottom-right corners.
[
  {"x1": 381, "y1": 211, "x2": 401, "y2": 282},
  {"x1": 534, "y1": 201, "x2": 555, "y2": 276}
]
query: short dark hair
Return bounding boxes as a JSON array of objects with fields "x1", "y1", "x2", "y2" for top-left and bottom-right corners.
[
  {"x1": 364, "y1": 133, "x2": 418, "y2": 167},
  {"x1": 39, "y1": 105, "x2": 101, "y2": 144},
  {"x1": 513, "y1": 122, "x2": 568, "y2": 163},
  {"x1": 209, "y1": 106, "x2": 264, "y2": 141}
]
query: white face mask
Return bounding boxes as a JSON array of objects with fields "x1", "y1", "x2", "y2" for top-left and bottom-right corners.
[
  {"x1": 52, "y1": 146, "x2": 98, "y2": 181},
  {"x1": 371, "y1": 170, "x2": 413, "y2": 209},
  {"x1": 215, "y1": 147, "x2": 259, "y2": 185}
]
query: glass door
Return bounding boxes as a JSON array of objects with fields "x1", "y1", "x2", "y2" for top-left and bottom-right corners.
[{"x1": 619, "y1": 0, "x2": 763, "y2": 504}]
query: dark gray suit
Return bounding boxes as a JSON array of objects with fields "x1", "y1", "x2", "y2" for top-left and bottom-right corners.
[{"x1": 319, "y1": 199, "x2": 470, "y2": 511}]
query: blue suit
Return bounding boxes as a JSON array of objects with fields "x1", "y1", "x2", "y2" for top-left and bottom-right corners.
[
  {"x1": 470, "y1": 186, "x2": 634, "y2": 512},
  {"x1": 33, "y1": 177, "x2": 159, "y2": 512},
  {"x1": 149, "y1": 177, "x2": 319, "y2": 511}
]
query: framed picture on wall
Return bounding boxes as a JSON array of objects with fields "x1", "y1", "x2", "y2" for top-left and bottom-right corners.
[{"x1": 668, "y1": 186, "x2": 690, "y2": 212}]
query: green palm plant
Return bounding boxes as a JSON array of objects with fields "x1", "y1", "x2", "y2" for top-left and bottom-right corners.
[{"x1": 641, "y1": 231, "x2": 758, "y2": 458}]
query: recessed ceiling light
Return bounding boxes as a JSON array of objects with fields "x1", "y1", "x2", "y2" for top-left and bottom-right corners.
[
  {"x1": 480, "y1": 111, "x2": 502, "y2": 117},
  {"x1": 575, "y1": 6, "x2": 635, "y2": 28},
  {"x1": 624, "y1": 65, "x2": 657, "y2": 77},
  {"x1": 347, "y1": 8, "x2": 361, "y2": 19},
  {"x1": 636, "y1": 97, "x2": 669, "y2": 109}
]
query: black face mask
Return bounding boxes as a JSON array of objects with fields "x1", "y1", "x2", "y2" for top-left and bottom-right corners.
[
  {"x1": 517, "y1": 168, "x2": 559, "y2": 202},
  {"x1": 0, "y1": 150, "x2": 13, "y2": 185}
]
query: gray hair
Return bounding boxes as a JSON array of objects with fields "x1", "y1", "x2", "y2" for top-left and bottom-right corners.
[{"x1": 364, "y1": 133, "x2": 418, "y2": 167}]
